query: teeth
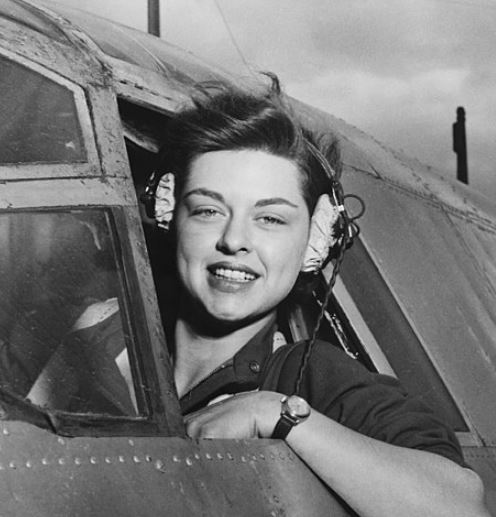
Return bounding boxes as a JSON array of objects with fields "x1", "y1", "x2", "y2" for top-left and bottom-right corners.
[{"x1": 213, "y1": 268, "x2": 256, "y2": 282}]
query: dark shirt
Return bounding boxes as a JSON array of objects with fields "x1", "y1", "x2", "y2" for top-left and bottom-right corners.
[{"x1": 180, "y1": 322, "x2": 465, "y2": 467}]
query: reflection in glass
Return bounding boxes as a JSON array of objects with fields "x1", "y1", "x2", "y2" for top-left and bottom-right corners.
[
  {"x1": 0, "y1": 55, "x2": 86, "y2": 164},
  {"x1": 0, "y1": 209, "x2": 139, "y2": 416}
]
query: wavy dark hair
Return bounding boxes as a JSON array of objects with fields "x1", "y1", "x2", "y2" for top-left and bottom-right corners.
[{"x1": 157, "y1": 75, "x2": 341, "y2": 215}]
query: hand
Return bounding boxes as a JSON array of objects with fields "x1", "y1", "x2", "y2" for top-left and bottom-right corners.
[{"x1": 184, "y1": 390, "x2": 282, "y2": 439}]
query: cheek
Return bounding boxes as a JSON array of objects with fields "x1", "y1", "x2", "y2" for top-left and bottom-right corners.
[
  {"x1": 175, "y1": 218, "x2": 210, "y2": 262},
  {"x1": 267, "y1": 231, "x2": 309, "y2": 280},
  {"x1": 175, "y1": 228, "x2": 204, "y2": 280}
]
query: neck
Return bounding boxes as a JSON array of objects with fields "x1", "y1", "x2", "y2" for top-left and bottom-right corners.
[{"x1": 173, "y1": 310, "x2": 276, "y2": 398}]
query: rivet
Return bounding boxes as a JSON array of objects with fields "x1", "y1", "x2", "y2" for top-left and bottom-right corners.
[
  {"x1": 227, "y1": 452, "x2": 234, "y2": 460},
  {"x1": 105, "y1": 457, "x2": 112, "y2": 464},
  {"x1": 155, "y1": 460, "x2": 164, "y2": 470},
  {"x1": 57, "y1": 438, "x2": 65, "y2": 445},
  {"x1": 41, "y1": 458, "x2": 49, "y2": 466},
  {"x1": 185, "y1": 457, "x2": 193, "y2": 466},
  {"x1": 259, "y1": 453, "x2": 266, "y2": 460},
  {"x1": 205, "y1": 453, "x2": 212, "y2": 460},
  {"x1": 172, "y1": 455, "x2": 181, "y2": 463},
  {"x1": 118, "y1": 456, "x2": 125, "y2": 463},
  {"x1": 133, "y1": 456, "x2": 140, "y2": 464},
  {"x1": 194, "y1": 453, "x2": 201, "y2": 460},
  {"x1": 145, "y1": 455, "x2": 152, "y2": 462},
  {"x1": 270, "y1": 453, "x2": 276, "y2": 460},
  {"x1": 26, "y1": 461, "x2": 32, "y2": 469},
  {"x1": 216, "y1": 453, "x2": 224, "y2": 460},
  {"x1": 2, "y1": 428, "x2": 9, "y2": 436},
  {"x1": 251, "y1": 455, "x2": 257, "y2": 461},
  {"x1": 128, "y1": 439, "x2": 135, "y2": 446},
  {"x1": 58, "y1": 458, "x2": 65, "y2": 466},
  {"x1": 90, "y1": 457, "x2": 97, "y2": 465},
  {"x1": 74, "y1": 458, "x2": 82, "y2": 466},
  {"x1": 9, "y1": 461, "x2": 16, "y2": 469},
  {"x1": 241, "y1": 455, "x2": 247, "y2": 462},
  {"x1": 249, "y1": 360, "x2": 260, "y2": 373}
]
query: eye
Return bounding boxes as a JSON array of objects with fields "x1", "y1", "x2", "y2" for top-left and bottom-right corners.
[
  {"x1": 191, "y1": 207, "x2": 223, "y2": 219},
  {"x1": 257, "y1": 215, "x2": 285, "y2": 226}
]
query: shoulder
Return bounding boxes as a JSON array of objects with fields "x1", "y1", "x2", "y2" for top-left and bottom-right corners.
[{"x1": 269, "y1": 338, "x2": 389, "y2": 399}]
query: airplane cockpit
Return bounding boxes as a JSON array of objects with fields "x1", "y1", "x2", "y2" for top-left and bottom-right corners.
[{"x1": 0, "y1": 1, "x2": 495, "y2": 515}]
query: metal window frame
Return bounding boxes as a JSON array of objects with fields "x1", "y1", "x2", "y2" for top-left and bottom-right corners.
[
  {"x1": 0, "y1": 48, "x2": 100, "y2": 178},
  {"x1": 330, "y1": 250, "x2": 482, "y2": 447},
  {"x1": 0, "y1": 205, "x2": 181, "y2": 437}
]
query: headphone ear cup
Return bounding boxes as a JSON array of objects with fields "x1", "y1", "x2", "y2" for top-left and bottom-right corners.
[
  {"x1": 301, "y1": 194, "x2": 341, "y2": 273},
  {"x1": 140, "y1": 172, "x2": 176, "y2": 230},
  {"x1": 153, "y1": 173, "x2": 176, "y2": 231},
  {"x1": 141, "y1": 171, "x2": 161, "y2": 219}
]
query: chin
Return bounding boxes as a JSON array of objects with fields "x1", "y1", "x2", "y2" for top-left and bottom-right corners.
[{"x1": 208, "y1": 308, "x2": 252, "y2": 324}]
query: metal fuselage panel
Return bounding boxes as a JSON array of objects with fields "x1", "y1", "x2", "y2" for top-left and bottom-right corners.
[{"x1": 0, "y1": 420, "x2": 347, "y2": 517}]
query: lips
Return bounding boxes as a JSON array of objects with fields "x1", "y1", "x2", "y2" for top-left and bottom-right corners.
[{"x1": 207, "y1": 262, "x2": 259, "y2": 284}]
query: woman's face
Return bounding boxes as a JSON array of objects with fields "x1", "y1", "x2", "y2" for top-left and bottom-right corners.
[{"x1": 175, "y1": 149, "x2": 311, "y2": 325}]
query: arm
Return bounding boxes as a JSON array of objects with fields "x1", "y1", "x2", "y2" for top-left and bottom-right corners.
[{"x1": 185, "y1": 391, "x2": 490, "y2": 517}]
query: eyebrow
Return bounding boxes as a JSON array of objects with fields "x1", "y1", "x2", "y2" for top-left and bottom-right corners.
[
  {"x1": 254, "y1": 197, "x2": 299, "y2": 208},
  {"x1": 183, "y1": 188, "x2": 225, "y2": 203},
  {"x1": 183, "y1": 189, "x2": 299, "y2": 209}
]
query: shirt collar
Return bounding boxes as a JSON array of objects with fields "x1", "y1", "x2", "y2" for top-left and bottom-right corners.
[
  {"x1": 232, "y1": 317, "x2": 278, "y2": 383},
  {"x1": 179, "y1": 318, "x2": 277, "y2": 414}
]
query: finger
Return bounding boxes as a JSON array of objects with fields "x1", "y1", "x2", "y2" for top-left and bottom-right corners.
[{"x1": 185, "y1": 416, "x2": 202, "y2": 438}]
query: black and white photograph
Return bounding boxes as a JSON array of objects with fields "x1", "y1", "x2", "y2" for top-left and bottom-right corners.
[{"x1": 0, "y1": 1, "x2": 494, "y2": 515}]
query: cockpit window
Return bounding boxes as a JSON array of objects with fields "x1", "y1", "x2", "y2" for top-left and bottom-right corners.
[
  {"x1": 339, "y1": 239, "x2": 469, "y2": 432},
  {"x1": 0, "y1": 209, "x2": 141, "y2": 417},
  {"x1": 0, "y1": 55, "x2": 86, "y2": 164}
]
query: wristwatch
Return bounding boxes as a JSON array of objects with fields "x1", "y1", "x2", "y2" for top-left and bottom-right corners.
[{"x1": 271, "y1": 395, "x2": 311, "y2": 440}]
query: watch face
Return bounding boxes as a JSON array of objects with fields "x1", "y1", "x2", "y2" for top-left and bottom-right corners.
[{"x1": 286, "y1": 395, "x2": 311, "y2": 418}]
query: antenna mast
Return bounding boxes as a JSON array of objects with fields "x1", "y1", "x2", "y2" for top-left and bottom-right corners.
[
  {"x1": 148, "y1": 0, "x2": 161, "y2": 37},
  {"x1": 453, "y1": 106, "x2": 468, "y2": 184}
]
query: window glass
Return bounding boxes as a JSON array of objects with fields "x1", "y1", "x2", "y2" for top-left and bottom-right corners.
[
  {"x1": 0, "y1": 209, "x2": 140, "y2": 416},
  {"x1": 0, "y1": 55, "x2": 86, "y2": 164},
  {"x1": 339, "y1": 239, "x2": 469, "y2": 432}
]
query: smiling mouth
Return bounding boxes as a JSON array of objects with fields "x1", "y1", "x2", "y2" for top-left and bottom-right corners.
[{"x1": 208, "y1": 265, "x2": 258, "y2": 283}]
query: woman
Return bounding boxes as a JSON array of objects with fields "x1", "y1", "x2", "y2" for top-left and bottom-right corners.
[{"x1": 146, "y1": 78, "x2": 489, "y2": 517}]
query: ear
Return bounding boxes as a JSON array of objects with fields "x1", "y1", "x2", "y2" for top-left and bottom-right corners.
[
  {"x1": 154, "y1": 173, "x2": 176, "y2": 231},
  {"x1": 301, "y1": 194, "x2": 340, "y2": 273}
]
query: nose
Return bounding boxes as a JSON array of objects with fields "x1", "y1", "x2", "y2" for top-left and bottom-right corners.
[{"x1": 216, "y1": 215, "x2": 253, "y2": 255}]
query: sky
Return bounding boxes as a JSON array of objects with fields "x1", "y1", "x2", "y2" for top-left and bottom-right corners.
[{"x1": 60, "y1": 0, "x2": 496, "y2": 199}]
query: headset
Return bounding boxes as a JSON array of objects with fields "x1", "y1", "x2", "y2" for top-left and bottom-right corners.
[
  {"x1": 142, "y1": 142, "x2": 363, "y2": 266},
  {"x1": 141, "y1": 140, "x2": 365, "y2": 395}
]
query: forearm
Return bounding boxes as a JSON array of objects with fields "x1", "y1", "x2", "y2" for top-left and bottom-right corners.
[
  {"x1": 284, "y1": 409, "x2": 488, "y2": 517},
  {"x1": 186, "y1": 391, "x2": 489, "y2": 517}
]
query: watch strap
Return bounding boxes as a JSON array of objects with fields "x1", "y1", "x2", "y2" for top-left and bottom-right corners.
[{"x1": 271, "y1": 413, "x2": 296, "y2": 440}]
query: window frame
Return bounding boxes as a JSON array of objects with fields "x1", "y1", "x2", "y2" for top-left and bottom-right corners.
[
  {"x1": 0, "y1": 48, "x2": 100, "y2": 179},
  {"x1": 330, "y1": 238, "x2": 481, "y2": 446},
  {"x1": 0, "y1": 205, "x2": 177, "y2": 437}
]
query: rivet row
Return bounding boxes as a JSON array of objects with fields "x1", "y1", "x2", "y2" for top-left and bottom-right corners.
[{"x1": 0, "y1": 450, "x2": 281, "y2": 471}]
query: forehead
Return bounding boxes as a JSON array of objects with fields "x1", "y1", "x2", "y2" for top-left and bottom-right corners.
[{"x1": 184, "y1": 150, "x2": 305, "y2": 202}]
